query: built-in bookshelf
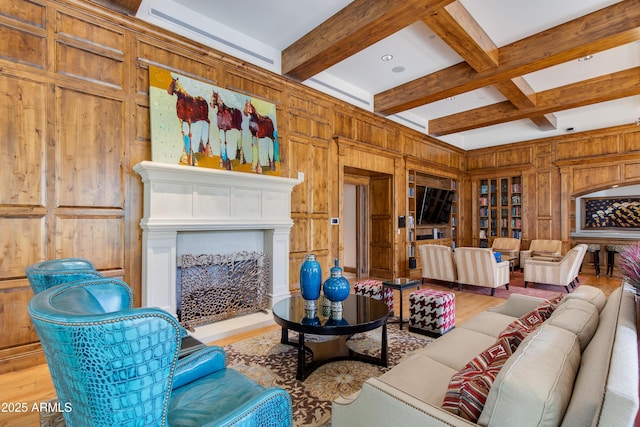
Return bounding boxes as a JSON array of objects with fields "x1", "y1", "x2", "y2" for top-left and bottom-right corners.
[
  {"x1": 476, "y1": 175, "x2": 523, "y2": 247},
  {"x1": 408, "y1": 170, "x2": 457, "y2": 275}
]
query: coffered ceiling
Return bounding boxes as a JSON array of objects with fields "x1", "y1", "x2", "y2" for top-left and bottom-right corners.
[{"x1": 99, "y1": 0, "x2": 640, "y2": 150}]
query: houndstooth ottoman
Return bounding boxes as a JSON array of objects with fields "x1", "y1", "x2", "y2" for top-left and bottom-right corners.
[
  {"x1": 409, "y1": 289, "x2": 455, "y2": 337},
  {"x1": 353, "y1": 279, "x2": 394, "y2": 314}
]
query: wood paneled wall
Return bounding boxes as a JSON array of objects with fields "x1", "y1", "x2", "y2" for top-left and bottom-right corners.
[
  {"x1": 1, "y1": 0, "x2": 637, "y2": 373},
  {"x1": 0, "y1": 0, "x2": 464, "y2": 372},
  {"x1": 466, "y1": 125, "x2": 640, "y2": 251}
]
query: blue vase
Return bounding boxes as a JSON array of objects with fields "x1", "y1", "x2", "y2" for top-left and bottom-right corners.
[
  {"x1": 300, "y1": 254, "x2": 322, "y2": 307},
  {"x1": 323, "y1": 258, "x2": 350, "y2": 303}
]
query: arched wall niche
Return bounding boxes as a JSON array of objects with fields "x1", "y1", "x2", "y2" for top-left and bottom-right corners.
[{"x1": 572, "y1": 183, "x2": 640, "y2": 239}]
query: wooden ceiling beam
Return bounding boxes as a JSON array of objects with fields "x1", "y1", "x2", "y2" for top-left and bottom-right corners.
[
  {"x1": 375, "y1": 0, "x2": 640, "y2": 115},
  {"x1": 424, "y1": 2, "x2": 557, "y2": 131},
  {"x1": 494, "y1": 78, "x2": 557, "y2": 131},
  {"x1": 422, "y1": 1, "x2": 498, "y2": 72},
  {"x1": 428, "y1": 67, "x2": 640, "y2": 136},
  {"x1": 282, "y1": 0, "x2": 455, "y2": 81}
]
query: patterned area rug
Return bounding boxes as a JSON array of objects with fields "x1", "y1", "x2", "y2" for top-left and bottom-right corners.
[
  {"x1": 224, "y1": 326, "x2": 432, "y2": 426},
  {"x1": 40, "y1": 324, "x2": 432, "y2": 427}
]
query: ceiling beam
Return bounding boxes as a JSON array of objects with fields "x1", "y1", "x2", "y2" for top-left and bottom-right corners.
[
  {"x1": 494, "y1": 78, "x2": 557, "y2": 130},
  {"x1": 375, "y1": 0, "x2": 640, "y2": 115},
  {"x1": 423, "y1": 2, "x2": 556, "y2": 130},
  {"x1": 428, "y1": 67, "x2": 640, "y2": 136},
  {"x1": 282, "y1": 0, "x2": 455, "y2": 81},
  {"x1": 422, "y1": 1, "x2": 498, "y2": 72}
]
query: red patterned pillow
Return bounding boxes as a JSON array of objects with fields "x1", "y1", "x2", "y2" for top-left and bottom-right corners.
[
  {"x1": 442, "y1": 338, "x2": 513, "y2": 421},
  {"x1": 497, "y1": 294, "x2": 565, "y2": 352},
  {"x1": 534, "y1": 294, "x2": 564, "y2": 320}
]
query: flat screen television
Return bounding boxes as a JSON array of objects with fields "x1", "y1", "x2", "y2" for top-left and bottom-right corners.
[{"x1": 416, "y1": 185, "x2": 455, "y2": 225}]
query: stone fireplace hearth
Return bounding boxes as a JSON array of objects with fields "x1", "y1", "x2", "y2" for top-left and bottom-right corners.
[{"x1": 134, "y1": 161, "x2": 300, "y2": 342}]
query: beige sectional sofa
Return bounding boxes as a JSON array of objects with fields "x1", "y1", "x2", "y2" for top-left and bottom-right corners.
[{"x1": 332, "y1": 284, "x2": 639, "y2": 426}]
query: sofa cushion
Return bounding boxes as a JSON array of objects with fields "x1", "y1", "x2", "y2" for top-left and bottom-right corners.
[
  {"x1": 377, "y1": 353, "x2": 457, "y2": 406},
  {"x1": 458, "y1": 311, "x2": 516, "y2": 338},
  {"x1": 417, "y1": 327, "x2": 499, "y2": 371},
  {"x1": 442, "y1": 337, "x2": 513, "y2": 422},
  {"x1": 478, "y1": 324, "x2": 581, "y2": 427},
  {"x1": 563, "y1": 285, "x2": 606, "y2": 312},
  {"x1": 547, "y1": 298, "x2": 599, "y2": 351}
]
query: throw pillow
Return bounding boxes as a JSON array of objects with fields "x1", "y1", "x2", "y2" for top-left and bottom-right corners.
[
  {"x1": 442, "y1": 337, "x2": 513, "y2": 422},
  {"x1": 497, "y1": 295, "x2": 563, "y2": 351}
]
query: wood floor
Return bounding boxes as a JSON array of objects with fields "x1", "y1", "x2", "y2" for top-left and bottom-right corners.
[{"x1": 0, "y1": 274, "x2": 621, "y2": 426}]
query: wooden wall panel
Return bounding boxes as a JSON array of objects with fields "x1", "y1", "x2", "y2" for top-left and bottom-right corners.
[
  {"x1": 136, "y1": 39, "x2": 219, "y2": 84},
  {"x1": 55, "y1": 11, "x2": 125, "y2": 53},
  {"x1": 623, "y1": 131, "x2": 640, "y2": 153},
  {"x1": 0, "y1": 76, "x2": 46, "y2": 205},
  {"x1": 310, "y1": 144, "x2": 329, "y2": 214},
  {"x1": 0, "y1": 288, "x2": 38, "y2": 349},
  {"x1": 556, "y1": 135, "x2": 620, "y2": 160},
  {"x1": 0, "y1": 24, "x2": 45, "y2": 68},
  {"x1": 536, "y1": 171, "x2": 553, "y2": 217},
  {"x1": 467, "y1": 152, "x2": 496, "y2": 170},
  {"x1": 572, "y1": 164, "x2": 621, "y2": 194},
  {"x1": 356, "y1": 119, "x2": 387, "y2": 150},
  {"x1": 0, "y1": 218, "x2": 45, "y2": 279},
  {"x1": 55, "y1": 217, "x2": 123, "y2": 269},
  {"x1": 0, "y1": 0, "x2": 46, "y2": 28},
  {"x1": 496, "y1": 146, "x2": 533, "y2": 167},
  {"x1": 55, "y1": 42, "x2": 124, "y2": 88},
  {"x1": 624, "y1": 162, "x2": 640, "y2": 181},
  {"x1": 56, "y1": 89, "x2": 123, "y2": 208},
  {"x1": 536, "y1": 219, "x2": 553, "y2": 240}
]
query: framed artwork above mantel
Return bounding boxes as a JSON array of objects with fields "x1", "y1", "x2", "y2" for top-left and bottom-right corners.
[
  {"x1": 582, "y1": 197, "x2": 640, "y2": 229},
  {"x1": 148, "y1": 65, "x2": 280, "y2": 176}
]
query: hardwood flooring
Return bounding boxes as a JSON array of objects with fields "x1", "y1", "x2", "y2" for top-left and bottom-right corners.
[{"x1": 0, "y1": 274, "x2": 621, "y2": 426}]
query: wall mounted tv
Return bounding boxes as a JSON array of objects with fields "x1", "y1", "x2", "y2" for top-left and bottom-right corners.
[{"x1": 416, "y1": 185, "x2": 455, "y2": 225}]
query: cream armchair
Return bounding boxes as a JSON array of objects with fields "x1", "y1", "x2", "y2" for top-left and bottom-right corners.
[
  {"x1": 491, "y1": 237, "x2": 521, "y2": 269},
  {"x1": 524, "y1": 244, "x2": 588, "y2": 293},
  {"x1": 519, "y1": 239, "x2": 562, "y2": 269},
  {"x1": 455, "y1": 247, "x2": 510, "y2": 296},
  {"x1": 418, "y1": 244, "x2": 457, "y2": 287}
]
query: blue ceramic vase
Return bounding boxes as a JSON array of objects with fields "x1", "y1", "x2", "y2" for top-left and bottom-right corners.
[
  {"x1": 300, "y1": 254, "x2": 322, "y2": 308},
  {"x1": 323, "y1": 258, "x2": 350, "y2": 304}
]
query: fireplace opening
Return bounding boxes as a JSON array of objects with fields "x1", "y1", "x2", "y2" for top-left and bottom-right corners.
[{"x1": 177, "y1": 251, "x2": 270, "y2": 329}]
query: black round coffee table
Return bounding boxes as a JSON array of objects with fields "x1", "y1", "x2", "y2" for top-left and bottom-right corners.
[{"x1": 272, "y1": 294, "x2": 389, "y2": 380}]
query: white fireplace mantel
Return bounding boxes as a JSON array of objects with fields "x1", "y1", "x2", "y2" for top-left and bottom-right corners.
[{"x1": 134, "y1": 161, "x2": 300, "y2": 340}]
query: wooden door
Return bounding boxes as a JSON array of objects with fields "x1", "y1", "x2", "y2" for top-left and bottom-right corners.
[{"x1": 369, "y1": 175, "x2": 393, "y2": 278}]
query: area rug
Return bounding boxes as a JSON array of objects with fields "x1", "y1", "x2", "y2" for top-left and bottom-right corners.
[
  {"x1": 224, "y1": 325, "x2": 432, "y2": 426},
  {"x1": 40, "y1": 325, "x2": 432, "y2": 427}
]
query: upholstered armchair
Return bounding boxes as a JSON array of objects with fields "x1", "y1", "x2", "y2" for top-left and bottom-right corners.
[
  {"x1": 419, "y1": 244, "x2": 457, "y2": 287},
  {"x1": 28, "y1": 278, "x2": 293, "y2": 427},
  {"x1": 523, "y1": 244, "x2": 588, "y2": 293},
  {"x1": 454, "y1": 247, "x2": 510, "y2": 296},
  {"x1": 491, "y1": 237, "x2": 521, "y2": 269},
  {"x1": 26, "y1": 257, "x2": 103, "y2": 294},
  {"x1": 519, "y1": 239, "x2": 563, "y2": 270}
]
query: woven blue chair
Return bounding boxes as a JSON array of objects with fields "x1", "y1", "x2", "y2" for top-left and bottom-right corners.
[
  {"x1": 25, "y1": 258, "x2": 103, "y2": 294},
  {"x1": 28, "y1": 278, "x2": 293, "y2": 427}
]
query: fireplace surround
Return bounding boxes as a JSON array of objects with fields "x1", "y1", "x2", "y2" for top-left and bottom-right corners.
[{"x1": 134, "y1": 161, "x2": 300, "y2": 342}]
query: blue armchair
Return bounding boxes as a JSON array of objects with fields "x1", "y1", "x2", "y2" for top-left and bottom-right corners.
[
  {"x1": 26, "y1": 258, "x2": 103, "y2": 294},
  {"x1": 28, "y1": 278, "x2": 293, "y2": 426}
]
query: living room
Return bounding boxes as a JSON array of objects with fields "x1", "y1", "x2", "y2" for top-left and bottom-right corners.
[{"x1": 0, "y1": 0, "x2": 639, "y2": 425}]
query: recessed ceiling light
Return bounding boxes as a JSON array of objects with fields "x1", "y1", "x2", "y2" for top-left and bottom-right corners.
[
  {"x1": 446, "y1": 97, "x2": 455, "y2": 101},
  {"x1": 578, "y1": 55, "x2": 593, "y2": 62},
  {"x1": 381, "y1": 54, "x2": 393, "y2": 62}
]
